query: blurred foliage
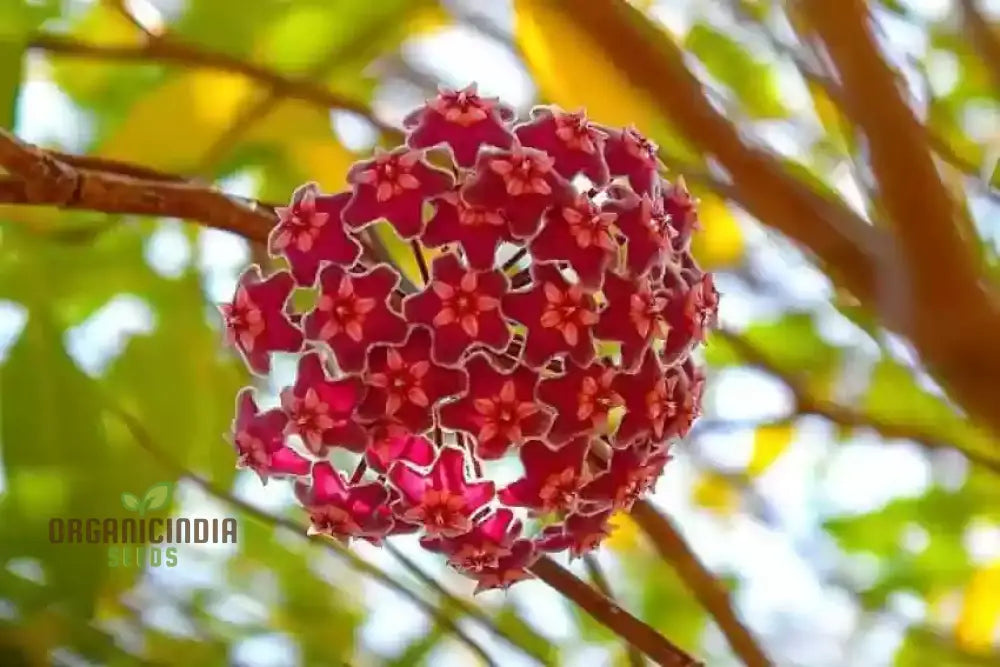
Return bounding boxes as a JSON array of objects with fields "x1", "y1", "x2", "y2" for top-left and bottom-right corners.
[{"x1": 0, "y1": 0, "x2": 999, "y2": 665}]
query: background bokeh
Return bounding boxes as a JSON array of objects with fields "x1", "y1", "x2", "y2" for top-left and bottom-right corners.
[{"x1": 1, "y1": 0, "x2": 1000, "y2": 665}]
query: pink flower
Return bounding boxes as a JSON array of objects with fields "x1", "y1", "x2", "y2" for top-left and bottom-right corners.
[
  {"x1": 536, "y1": 509, "x2": 614, "y2": 559},
  {"x1": 280, "y1": 352, "x2": 367, "y2": 456},
  {"x1": 537, "y1": 360, "x2": 625, "y2": 444},
  {"x1": 471, "y1": 540, "x2": 539, "y2": 594},
  {"x1": 422, "y1": 187, "x2": 513, "y2": 270},
  {"x1": 295, "y1": 461, "x2": 393, "y2": 543},
  {"x1": 219, "y1": 266, "x2": 303, "y2": 375},
  {"x1": 230, "y1": 387, "x2": 310, "y2": 484},
  {"x1": 600, "y1": 125, "x2": 663, "y2": 196},
  {"x1": 514, "y1": 106, "x2": 610, "y2": 185},
  {"x1": 529, "y1": 194, "x2": 619, "y2": 291},
  {"x1": 581, "y1": 445, "x2": 671, "y2": 512},
  {"x1": 499, "y1": 437, "x2": 592, "y2": 514},
  {"x1": 421, "y1": 508, "x2": 522, "y2": 573}
]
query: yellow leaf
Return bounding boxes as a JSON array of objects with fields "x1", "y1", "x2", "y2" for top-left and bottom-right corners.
[
  {"x1": 605, "y1": 511, "x2": 641, "y2": 553},
  {"x1": 692, "y1": 472, "x2": 739, "y2": 516},
  {"x1": 748, "y1": 422, "x2": 795, "y2": 477},
  {"x1": 99, "y1": 71, "x2": 261, "y2": 171},
  {"x1": 690, "y1": 192, "x2": 744, "y2": 269},
  {"x1": 955, "y1": 561, "x2": 1000, "y2": 653}
]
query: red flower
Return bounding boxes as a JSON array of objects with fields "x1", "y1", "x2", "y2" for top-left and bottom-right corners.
[
  {"x1": 461, "y1": 140, "x2": 574, "y2": 238},
  {"x1": 661, "y1": 359, "x2": 705, "y2": 440},
  {"x1": 613, "y1": 349, "x2": 679, "y2": 447},
  {"x1": 365, "y1": 433, "x2": 435, "y2": 475},
  {"x1": 600, "y1": 125, "x2": 663, "y2": 196},
  {"x1": 230, "y1": 388, "x2": 310, "y2": 483},
  {"x1": 514, "y1": 106, "x2": 609, "y2": 186},
  {"x1": 268, "y1": 183, "x2": 361, "y2": 286},
  {"x1": 503, "y1": 264, "x2": 600, "y2": 369},
  {"x1": 342, "y1": 146, "x2": 454, "y2": 239},
  {"x1": 421, "y1": 508, "x2": 522, "y2": 573},
  {"x1": 535, "y1": 509, "x2": 614, "y2": 559},
  {"x1": 538, "y1": 360, "x2": 625, "y2": 444},
  {"x1": 303, "y1": 264, "x2": 408, "y2": 373},
  {"x1": 388, "y1": 447, "x2": 495, "y2": 538},
  {"x1": 499, "y1": 436, "x2": 592, "y2": 514},
  {"x1": 294, "y1": 461, "x2": 393, "y2": 542},
  {"x1": 359, "y1": 327, "x2": 468, "y2": 433},
  {"x1": 471, "y1": 539, "x2": 539, "y2": 593},
  {"x1": 529, "y1": 194, "x2": 618, "y2": 291},
  {"x1": 604, "y1": 186, "x2": 675, "y2": 277},
  {"x1": 403, "y1": 83, "x2": 515, "y2": 168},
  {"x1": 402, "y1": 253, "x2": 511, "y2": 365},
  {"x1": 280, "y1": 352, "x2": 367, "y2": 456},
  {"x1": 437, "y1": 354, "x2": 552, "y2": 460},
  {"x1": 422, "y1": 188, "x2": 512, "y2": 270},
  {"x1": 219, "y1": 266, "x2": 303, "y2": 375},
  {"x1": 662, "y1": 177, "x2": 699, "y2": 247},
  {"x1": 580, "y1": 446, "x2": 670, "y2": 512},
  {"x1": 594, "y1": 271, "x2": 671, "y2": 371},
  {"x1": 659, "y1": 265, "x2": 719, "y2": 364}
]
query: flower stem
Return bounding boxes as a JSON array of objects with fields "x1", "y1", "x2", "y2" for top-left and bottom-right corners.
[{"x1": 411, "y1": 239, "x2": 430, "y2": 285}]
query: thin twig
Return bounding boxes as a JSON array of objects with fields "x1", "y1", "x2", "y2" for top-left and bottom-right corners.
[{"x1": 583, "y1": 555, "x2": 645, "y2": 667}]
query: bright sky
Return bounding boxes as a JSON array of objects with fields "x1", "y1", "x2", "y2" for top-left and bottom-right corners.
[{"x1": 2, "y1": 0, "x2": 1000, "y2": 664}]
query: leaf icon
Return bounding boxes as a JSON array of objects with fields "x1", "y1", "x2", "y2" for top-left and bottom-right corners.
[
  {"x1": 140, "y1": 482, "x2": 173, "y2": 515},
  {"x1": 121, "y1": 492, "x2": 141, "y2": 513}
]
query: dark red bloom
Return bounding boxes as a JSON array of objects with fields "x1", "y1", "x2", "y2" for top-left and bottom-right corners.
[
  {"x1": 612, "y1": 349, "x2": 679, "y2": 447},
  {"x1": 471, "y1": 539, "x2": 539, "y2": 594},
  {"x1": 268, "y1": 183, "x2": 361, "y2": 286},
  {"x1": 388, "y1": 447, "x2": 495, "y2": 538},
  {"x1": 402, "y1": 253, "x2": 511, "y2": 365},
  {"x1": 422, "y1": 187, "x2": 512, "y2": 270},
  {"x1": 499, "y1": 436, "x2": 592, "y2": 514},
  {"x1": 461, "y1": 141, "x2": 574, "y2": 238},
  {"x1": 503, "y1": 264, "x2": 600, "y2": 369},
  {"x1": 421, "y1": 508, "x2": 522, "y2": 573},
  {"x1": 230, "y1": 387, "x2": 310, "y2": 483},
  {"x1": 659, "y1": 264, "x2": 720, "y2": 364},
  {"x1": 360, "y1": 327, "x2": 468, "y2": 433},
  {"x1": 529, "y1": 194, "x2": 618, "y2": 291},
  {"x1": 303, "y1": 264, "x2": 408, "y2": 373},
  {"x1": 595, "y1": 271, "x2": 670, "y2": 371},
  {"x1": 604, "y1": 186, "x2": 675, "y2": 277},
  {"x1": 294, "y1": 461, "x2": 393, "y2": 542},
  {"x1": 535, "y1": 509, "x2": 614, "y2": 559},
  {"x1": 537, "y1": 360, "x2": 625, "y2": 444},
  {"x1": 403, "y1": 83, "x2": 515, "y2": 168},
  {"x1": 437, "y1": 354, "x2": 552, "y2": 460},
  {"x1": 601, "y1": 125, "x2": 663, "y2": 196},
  {"x1": 661, "y1": 359, "x2": 705, "y2": 440},
  {"x1": 514, "y1": 106, "x2": 609, "y2": 186},
  {"x1": 365, "y1": 433, "x2": 436, "y2": 475},
  {"x1": 662, "y1": 176, "x2": 699, "y2": 247},
  {"x1": 219, "y1": 266, "x2": 303, "y2": 375},
  {"x1": 580, "y1": 446, "x2": 670, "y2": 512},
  {"x1": 342, "y1": 146, "x2": 454, "y2": 239},
  {"x1": 281, "y1": 352, "x2": 367, "y2": 456}
]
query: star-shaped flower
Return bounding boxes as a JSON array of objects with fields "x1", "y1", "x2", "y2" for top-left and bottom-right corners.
[
  {"x1": 502, "y1": 264, "x2": 600, "y2": 369},
  {"x1": 437, "y1": 354, "x2": 552, "y2": 460},
  {"x1": 268, "y1": 183, "x2": 361, "y2": 286},
  {"x1": 342, "y1": 146, "x2": 454, "y2": 239},
  {"x1": 219, "y1": 266, "x2": 304, "y2": 375},
  {"x1": 535, "y1": 509, "x2": 614, "y2": 559},
  {"x1": 499, "y1": 436, "x2": 592, "y2": 514},
  {"x1": 514, "y1": 106, "x2": 609, "y2": 186},
  {"x1": 294, "y1": 461, "x2": 393, "y2": 543},
  {"x1": 421, "y1": 508, "x2": 522, "y2": 573},
  {"x1": 230, "y1": 387, "x2": 310, "y2": 484},
  {"x1": 403, "y1": 253, "x2": 511, "y2": 366},
  {"x1": 403, "y1": 83, "x2": 516, "y2": 168},
  {"x1": 594, "y1": 271, "x2": 671, "y2": 371},
  {"x1": 662, "y1": 176, "x2": 699, "y2": 247},
  {"x1": 359, "y1": 327, "x2": 468, "y2": 433},
  {"x1": 303, "y1": 264, "x2": 409, "y2": 373},
  {"x1": 612, "y1": 349, "x2": 679, "y2": 448},
  {"x1": 280, "y1": 352, "x2": 367, "y2": 456},
  {"x1": 603, "y1": 186, "x2": 675, "y2": 277},
  {"x1": 471, "y1": 539, "x2": 538, "y2": 594},
  {"x1": 365, "y1": 432, "x2": 436, "y2": 475},
  {"x1": 580, "y1": 445, "x2": 670, "y2": 512},
  {"x1": 529, "y1": 194, "x2": 619, "y2": 291},
  {"x1": 388, "y1": 447, "x2": 495, "y2": 538},
  {"x1": 537, "y1": 359, "x2": 625, "y2": 444},
  {"x1": 421, "y1": 187, "x2": 513, "y2": 270},
  {"x1": 461, "y1": 140, "x2": 574, "y2": 238},
  {"x1": 600, "y1": 125, "x2": 664, "y2": 196}
]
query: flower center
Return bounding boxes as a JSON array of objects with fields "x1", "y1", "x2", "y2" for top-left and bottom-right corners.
[
  {"x1": 407, "y1": 489, "x2": 470, "y2": 536},
  {"x1": 452, "y1": 543, "x2": 505, "y2": 572},
  {"x1": 538, "y1": 468, "x2": 580, "y2": 511},
  {"x1": 554, "y1": 113, "x2": 598, "y2": 153},
  {"x1": 370, "y1": 354, "x2": 430, "y2": 415},
  {"x1": 458, "y1": 202, "x2": 504, "y2": 227},
  {"x1": 539, "y1": 283, "x2": 599, "y2": 346},
  {"x1": 431, "y1": 275, "x2": 500, "y2": 338},
  {"x1": 235, "y1": 431, "x2": 269, "y2": 468},
  {"x1": 317, "y1": 284, "x2": 376, "y2": 342},
  {"x1": 357, "y1": 151, "x2": 422, "y2": 202},
  {"x1": 489, "y1": 152, "x2": 554, "y2": 196},
  {"x1": 223, "y1": 289, "x2": 265, "y2": 350},
  {"x1": 563, "y1": 205, "x2": 617, "y2": 250},
  {"x1": 577, "y1": 373, "x2": 624, "y2": 421},
  {"x1": 310, "y1": 505, "x2": 361, "y2": 536}
]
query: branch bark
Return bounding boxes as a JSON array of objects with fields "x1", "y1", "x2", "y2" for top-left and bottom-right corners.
[
  {"x1": 529, "y1": 556, "x2": 701, "y2": 666},
  {"x1": 583, "y1": 554, "x2": 645, "y2": 667}
]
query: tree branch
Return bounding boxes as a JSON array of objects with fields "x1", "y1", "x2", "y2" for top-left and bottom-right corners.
[
  {"x1": 631, "y1": 501, "x2": 772, "y2": 667},
  {"x1": 583, "y1": 554, "x2": 645, "y2": 667},
  {"x1": 529, "y1": 557, "x2": 701, "y2": 666}
]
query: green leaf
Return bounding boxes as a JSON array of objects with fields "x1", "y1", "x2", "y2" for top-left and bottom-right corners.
[
  {"x1": 140, "y1": 482, "x2": 173, "y2": 513},
  {"x1": 684, "y1": 22, "x2": 787, "y2": 119},
  {"x1": 119, "y1": 492, "x2": 141, "y2": 513}
]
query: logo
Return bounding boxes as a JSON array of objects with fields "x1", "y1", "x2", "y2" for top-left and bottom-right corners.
[{"x1": 48, "y1": 481, "x2": 238, "y2": 569}]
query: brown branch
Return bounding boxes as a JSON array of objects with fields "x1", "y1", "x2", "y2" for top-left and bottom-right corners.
[
  {"x1": 631, "y1": 502, "x2": 772, "y2": 667},
  {"x1": 28, "y1": 33, "x2": 399, "y2": 137},
  {"x1": 800, "y1": 0, "x2": 1000, "y2": 441},
  {"x1": 583, "y1": 554, "x2": 645, "y2": 667},
  {"x1": 529, "y1": 556, "x2": 701, "y2": 666}
]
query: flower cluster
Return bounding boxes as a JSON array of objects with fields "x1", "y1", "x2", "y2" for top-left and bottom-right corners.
[{"x1": 221, "y1": 84, "x2": 717, "y2": 593}]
